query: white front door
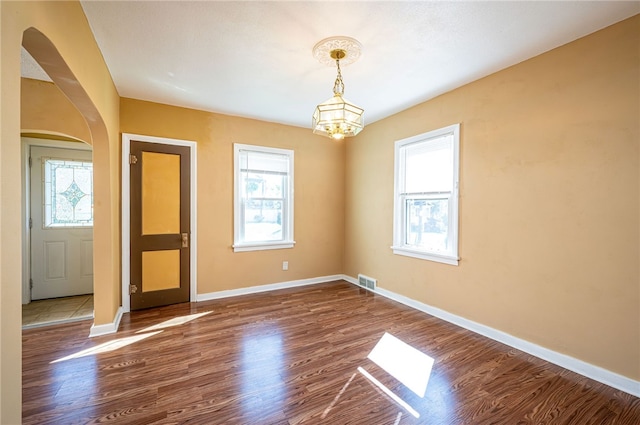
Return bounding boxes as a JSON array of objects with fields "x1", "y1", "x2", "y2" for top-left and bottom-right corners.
[{"x1": 30, "y1": 146, "x2": 93, "y2": 300}]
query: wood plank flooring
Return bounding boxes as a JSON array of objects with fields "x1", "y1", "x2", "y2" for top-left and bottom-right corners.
[{"x1": 23, "y1": 281, "x2": 640, "y2": 424}]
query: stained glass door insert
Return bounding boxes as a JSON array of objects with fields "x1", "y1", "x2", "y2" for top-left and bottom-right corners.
[{"x1": 43, "y1": 158, "x2": 93, "y2": 227}]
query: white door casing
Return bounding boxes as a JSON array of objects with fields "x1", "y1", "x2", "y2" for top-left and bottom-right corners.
[
  {"x1": 30, "y1": 145, "x2": 93, "y2": 300},
  {"x1": 121, "y1": 133, "x2": 198, "y2": 313}
]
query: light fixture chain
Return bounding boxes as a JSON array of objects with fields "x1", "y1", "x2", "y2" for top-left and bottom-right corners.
[
  {"x1": 312, "y1": 36, "x2": 364, "y2": 139},
  {"x1": 333, "y1": 59, "x2": 345, "y2": 96}
]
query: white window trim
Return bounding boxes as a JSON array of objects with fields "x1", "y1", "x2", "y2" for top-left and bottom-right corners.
[
  {"x1": 391, "y1": 123, "x2": 460, "y2": 266},
  {"x1": 233, "y1": 143, "x2": 295, "y2": 252},
  {"x1": 233, "y1": 241, "x2": 295, "y2": 252}
]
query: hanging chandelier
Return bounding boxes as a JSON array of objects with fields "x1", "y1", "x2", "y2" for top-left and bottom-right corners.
[{"x1": 312, "y1": 36, "x2": 364, "y2": 140}]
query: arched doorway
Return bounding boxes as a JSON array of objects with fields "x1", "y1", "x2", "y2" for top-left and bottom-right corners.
[
  {"x1": 21, "y1": 134, "x2": 95, "y2": 327},
  {"x1": 20, "y1": 40, "x2": 98, "y2": 327},
  {"x1": 19, "y1": 28, "x2": 119, "y2": 326}
]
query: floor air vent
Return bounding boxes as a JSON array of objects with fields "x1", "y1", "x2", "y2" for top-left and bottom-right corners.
[{"x1": 358, "y1": 274, "x2": 377, "y2": 291}]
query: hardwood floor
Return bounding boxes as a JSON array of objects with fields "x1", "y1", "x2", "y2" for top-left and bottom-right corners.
[{"x1": 23, "y1": 281, "x2": 639, "y2": 424}]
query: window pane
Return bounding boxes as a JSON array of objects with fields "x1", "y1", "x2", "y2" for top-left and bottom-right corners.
[
  {"x1": 44, "y1": 158, "x2": 93, "y2": 227},
  {"x1": 404, "y1": 198, "x2": 449, "y2": 252},
  {"x1": 243, "y1": 199, "x2": 283, "y2": 242},
  {"x1": 234, "y1": 143, "x2": 294, "y2": 251},
  {"x1": 243, "y1": 172, "x2": 284, "y2": 199},
  {"x1": 393, "y1": 124, "x2": 459, "y2": 264},
  {"x1": 404, "y1": 135, "x2": 453, "y2": 193}
]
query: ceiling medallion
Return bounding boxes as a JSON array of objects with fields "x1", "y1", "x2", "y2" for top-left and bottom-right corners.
[
  {"x1": 312, "y1": 36, "x2": 362, "y2": 67},
  {"x1": 311, "y1": 36, "x2": 364, "y2": 140}
]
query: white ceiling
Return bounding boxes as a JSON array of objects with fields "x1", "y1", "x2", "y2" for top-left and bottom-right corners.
[{"x1": 25, "y1": 1, "x2": 640, "y2": 129}]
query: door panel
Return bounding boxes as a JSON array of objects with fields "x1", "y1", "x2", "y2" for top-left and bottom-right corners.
[
  {"x1": 44, "y1": 241, "x2": 66, "y2": 280},
  {"x1": 80, "y1": 240, "x2": 94, "y2": 278},
  {"x1": 130, "y1": 141, "x2": 190, "y2": 310},
  {"x1": 141, "y1": 151, "x2": 181, "y2": 235},
  {"x1": 142, "y1": 250, "x2": 181, "y2": 291},
  {"x1": 30, "y1": 146, "x2": 93, "y2": 300}
]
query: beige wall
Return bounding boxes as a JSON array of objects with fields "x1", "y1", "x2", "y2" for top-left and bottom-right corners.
[
  {"x1": 1, "y1": 1, "x2": 120, "y2": 422},
  {"x1": 1, "y1": 4, "x2": 637, "y2": 423},
  {"x1": 120, "y1": 98, "x2": 345, "y2": 293},
  {"x1": 21, "y1": 77, "x2": 91, "y2": 142},
  {"x1": 345, "y1": 16, "x2": 639, "y2": 380}
]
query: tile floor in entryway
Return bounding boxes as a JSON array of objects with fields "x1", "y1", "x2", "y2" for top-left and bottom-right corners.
[{"x1": 22, "y1": 294, "x2": 93, "y2": 328}]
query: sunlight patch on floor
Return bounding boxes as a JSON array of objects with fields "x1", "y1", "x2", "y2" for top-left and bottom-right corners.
[
  {"x1": 393, "y1": 412, "x2": 403, "y2": 425},
  {"x1": 324, "y1": 332, "x2": 435, "y2": 421},
  {"x1": 358, "y1": 366, "x2": 420, "y2": 418},
  {"x1": 136, "y1": 311, "x2": 212, "y2": 333},
  {"x1": 51, "y1": 331, "x2": 162, "y2": 363},
  {"x1": 51, "y1": 311, "x2": 214, "y2": 363},
  {"x1": 368, "y1": 332, "x2": 434, "y2": 398},
  {"x1": 322, "y1": 372, "x2": 357, "y2": 419}
]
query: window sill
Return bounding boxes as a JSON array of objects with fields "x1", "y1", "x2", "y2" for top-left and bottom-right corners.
[
  {"x1": 233, "y1": 241, "x2": 295, "y2": 252},
  {"x1": 391, "y1": 246, "x2": 459, "y2": 266}
]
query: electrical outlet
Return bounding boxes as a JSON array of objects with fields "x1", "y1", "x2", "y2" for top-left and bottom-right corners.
[{"x1": 282, "y1": 261, "x2": 289, "y2": 271}]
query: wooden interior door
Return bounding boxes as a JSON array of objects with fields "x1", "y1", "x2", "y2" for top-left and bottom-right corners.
[{"x1": 130, "y1": 141, "x2": 190, "y2": 310}]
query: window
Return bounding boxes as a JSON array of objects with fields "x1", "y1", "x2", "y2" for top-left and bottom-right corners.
[
  {"x1": 392, "y1": 124, "x2": 460, "y2": 265},
  {"x1": 43, "y1": 157, "x2": 93, "y2": 228},
  {"x1": 233, "y1": 144, "x2": 294, "y2": 252}
]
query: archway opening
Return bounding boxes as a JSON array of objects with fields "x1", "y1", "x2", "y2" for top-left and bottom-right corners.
[{"x1": 20, "y1": 26, "x2": 114, "y2": 332}]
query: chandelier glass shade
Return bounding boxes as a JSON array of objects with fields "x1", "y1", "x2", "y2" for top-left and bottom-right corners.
[
  {"x1": 312, "y1": 37, "x2": 364, "y2": 140},
  {"x1": 312, "y1": 93, "x2": 364, "y2": 140}
]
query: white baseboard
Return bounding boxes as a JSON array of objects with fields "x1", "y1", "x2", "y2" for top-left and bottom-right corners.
[
  {"x1": 342, "y1": 275, "x2": 640, "y2": 397},
  {"x1": 196, "y1": 275, "x2": 344, "y2": 302},
  {"x1": 89, "y1": 307, "x2": 123, "y2": 337}
]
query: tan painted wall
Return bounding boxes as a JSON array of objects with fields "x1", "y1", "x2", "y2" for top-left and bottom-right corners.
[
  {"x1": 120, "y1": 98, "x2": 345, "y2": 293},
  {"x1": 345, "y1": 16, "x2": 640, "y2": 380},
  {"x1": 21, "y1": 78, "x2": 91, "y2": 142},
  {"x1": 1, "y1": 1, "x2": 120, "y2": 422},
  {"x1": 1, "y1": 5, "x2": 636, "y2": 424}
]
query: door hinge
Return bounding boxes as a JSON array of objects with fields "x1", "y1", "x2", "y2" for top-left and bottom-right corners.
[
  {"x1": 129, "y1": 154, "x2": 138, "y2": 165},
  {"x1": 29, "y1": 278, "x2": 33, "y2": 289},
  {"x1": 129, "y1": 284, "x2": 138, "y2": 294},
  {"x1": 28, "y1": 156, "x2": 32, "y2": 168},
  {"x1": 29, "y1": 217, "x2": 33, "y2": 229}
]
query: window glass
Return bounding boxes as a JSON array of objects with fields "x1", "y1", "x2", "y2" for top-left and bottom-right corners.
[
  {"x1": 404, "y1": 138, "x2": 453, "y2": 193},
  {"x1": 392, "y1": 124, "x2": 460, "y2": 265},
  {"x1": 43, "y1": 158, "x2": 93, "y2": 227},
  {"x1": 234, "y1": 144, "x2": 294, "y2": 252}
]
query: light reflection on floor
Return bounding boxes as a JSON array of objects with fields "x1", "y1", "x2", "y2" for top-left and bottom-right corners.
[
  {"x1": 322, "y1": 372, "x2": 357, "y2": 419},
  {"x1": 358, "y1": 366, "x2": 421, "y2": 418},
  {"x1": 240, "y1": 325, "x2": 285, "y2": 422},
  {"x1": 368, "y1": 332, "x2": 434, "y2": 398},
  {"x1": 51, "y1": 331, "x2": 163, "y2": 363},
  {"x1": 136, "y1": 311, "x2": 212, "y2": 333},
  {"x1": 325, "y1": 331, "x2": 436, "y2": 422},
  {"x1": 51, "y1": 353, "x2": 98, "y2": 416},
  {"x1": 51, "y1": 311, "x2": 214, "y2": 364},
  {"x1": 419, "y1": 370, "x2": 457, "y2": 423}
]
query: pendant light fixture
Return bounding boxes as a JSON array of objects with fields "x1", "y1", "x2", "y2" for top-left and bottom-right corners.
[{"x1": 312, "y1": 36, "x2": 364, "y2": 140}]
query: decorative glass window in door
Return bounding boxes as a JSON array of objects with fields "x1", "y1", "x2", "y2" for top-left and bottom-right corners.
[{"x1": 43, "y1": 157, "x2": 93, "y2": 227}]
